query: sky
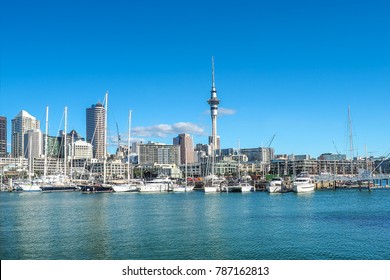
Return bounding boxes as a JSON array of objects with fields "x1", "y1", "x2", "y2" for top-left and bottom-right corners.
[{"x1": 1, "y1": 0, "x2": 389, "y2": 158}]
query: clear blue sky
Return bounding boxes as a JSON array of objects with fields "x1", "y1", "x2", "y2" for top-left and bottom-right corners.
[{"x1": 1, "y1": 0, "x2": 389, "y2": 158}]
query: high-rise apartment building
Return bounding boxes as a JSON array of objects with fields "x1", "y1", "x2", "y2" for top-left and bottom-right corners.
[
  {"x1": 86, "y1": 102, "x2": 106, "y2": 159},
  {"x1": 0, "y1": 116, "x2": 6, "y2": 157},
  {"x1": 173, "y1": 134, "x2": 194, "y2": 165},
  {"x1": 138, "y1": 142, "x2": 180, "y2": 166},
  {"x1": 240, "y1": 147, "x2": 275, "y2": 163},
  {"x1": 69, "y1": 140, "x2": 93, "y2": 159},
  {"x1": 11, "y1": 111, "x2": 40, "y2": 158},
  {"x1": 24, "y1": 129, "x2": 43, "y2": 159}
]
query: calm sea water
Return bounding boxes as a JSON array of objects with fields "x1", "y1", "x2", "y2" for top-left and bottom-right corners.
[{"x1": 1, "y1": 189, "x2": 390, "y2": 260}]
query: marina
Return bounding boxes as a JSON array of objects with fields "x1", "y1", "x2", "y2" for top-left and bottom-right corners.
[{"x1": 1, "y1": 188, "x2": 390, "y2": 260}]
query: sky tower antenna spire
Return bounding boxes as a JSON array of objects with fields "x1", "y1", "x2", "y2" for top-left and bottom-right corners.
[{"x1": 208, "y1": 56, "x2": 220, "y2": 152}]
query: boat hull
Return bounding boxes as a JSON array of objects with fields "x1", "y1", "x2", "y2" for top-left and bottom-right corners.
[
  {"x1": 203, "y1": 186, "x2": 219, "y2": 193},
  {"x1": 293, "y1": 183, "x2": 315, "y2": 193},
  {"x1": 173, "y1": 186, "x2": 194, "y2": 192},
  {"x1": 19, "y1": 184, "x2": 42, "y2": 192},
  {"x1": 79, "y1": 185, "x2": 113, "y2": 193},
  {"x1": 112, "y1": 185, "x2": 140, "y2": 192},
  {"x1": 267, "y1": 185, "x2": 282, "y2": 193},
  {"x1": 41, "y1": 186, "x2": 79, "y2": 192}
]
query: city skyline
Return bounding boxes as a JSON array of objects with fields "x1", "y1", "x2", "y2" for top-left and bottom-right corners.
[{"x1": 1, "y1": 0, "x2": 390, "y2": 158}]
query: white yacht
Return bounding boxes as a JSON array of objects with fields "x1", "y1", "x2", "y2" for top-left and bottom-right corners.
[
  {"x1": 203, "y1": 175, "x2": 225, "y2": 193},
  {"x1": 112, "y1": 179, "x2": 143, "y2": 192},
  {"x1": 239, "y1": 182, "x2": 252, "y2": 192},
  {"x1": 173, "y1": 184, "x2": 194, "y2": 192},
  {"x1": 267, "y1": 177, "x2": 284, "y2": 193},
  {"x1": 139, "y1": 176, "x2": 174, "y2": 192},
  {"x1": 40, "y1": 175, "x2": 78, "y2": 192},
  {"x1": 226, "y1": 181, "x2": 252, "y2": 192},
  {"x1": 292, "y1": 173, "x2": 315, "y2": 193},
  {"x1": 17, "y1": 180, "x2": 42, "y2": 192}
]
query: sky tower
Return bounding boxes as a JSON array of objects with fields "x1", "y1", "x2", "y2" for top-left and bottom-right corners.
[{"x1": 208, "y1": 56, "x2": 220, "y2": 153}]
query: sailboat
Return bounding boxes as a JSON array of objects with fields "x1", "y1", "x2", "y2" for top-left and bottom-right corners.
[
  {"x1": 226, "y1": 140, "x2": 252, "y2": 192},
  {"x1": 112, "y1": 110, "x2": 143, "y2": 192},
  {"x1": 203, "y1": 143, "x2": 225, "y2": 193},
  {"x1": 17, "y1": 124, "x2": 42, "y2": 192},
  {"x1": 173, "y1": 142, "x2": 194, "y2": 192},
  {"x1": 41, "y1": 107, "x2": 78, "y2": 192},
  {"x1": 18, "y1": 107, "x2": 54, "y2": 192}
]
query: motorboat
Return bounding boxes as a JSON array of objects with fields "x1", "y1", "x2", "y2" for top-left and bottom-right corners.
[
  {"x1": 292, "y1": 173, "x2": 315, "y2": 193},
  {"x1": 112, "y1": 179, "x2": 143, "y2": 192},
  {"x1": 267, "y1": 177, "x2": 284, "y2": 193},
  {"x1": 139, "y1": 176, "x2": 174, "y2": 192}
]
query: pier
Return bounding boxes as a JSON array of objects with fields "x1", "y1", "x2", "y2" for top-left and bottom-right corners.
[{"x1": 314, "y1": 175, "x2": 390, "y2": 190}]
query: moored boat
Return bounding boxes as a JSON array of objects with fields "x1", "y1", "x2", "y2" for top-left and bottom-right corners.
[
  {"x1": 79, "y1": 183, "x2": 113, "y2": 193},
  {"x1": 292, "y1": 172, "x2": 315, "y2": 193},
  {"x1": 172, "y1": 184, "x2": 194, "y2": 192},
  {"x1": 112, "y1": 179, "x2": 143, "y2": 192},
  {"x1": 139, "y1": 176, "x2": 174, "y2": 192},
  {"x1": 267, "y1": 177, "x2": 284, "y2": 193}
]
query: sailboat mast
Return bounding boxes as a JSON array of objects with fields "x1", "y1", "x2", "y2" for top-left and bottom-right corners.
[
  {"x1": 104, "y1": 92, "x2": 108, "y2": 184},
  {"x1": 71, "y1": 131, "x2": 74, "y2": 181},
  {"x1": 127, "y1": 110, "x2": 132, "y2": 181},
  {"x1": 348, "y1": 106, "x2": 354, "y2": 175},
  {"x1": 185, "y1": 140, "x2": 188, "y2": 186},
  {"x1": 238, "y1": 139, "x2": 241, "y2": 179},
  {"x1": 28, "y1": 134, "x2": 32, "y2": 181},
  {"x1": 64, "y1": 106, "x2": 67, "y2": 180},
  {"x1": 44, "y1": 106, "x2": 49, "y2": 180}
]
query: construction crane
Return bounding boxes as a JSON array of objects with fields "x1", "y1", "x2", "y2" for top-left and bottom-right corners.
[
  {"x1": 116, "y1": 122, "x2": 121, "y2": 150},
  {"x1": 332, "y1": 141, "x2": 340, "y2": 155},
  {"x1": 267, "y1": 134, "x2": 276, "y2": 148}
]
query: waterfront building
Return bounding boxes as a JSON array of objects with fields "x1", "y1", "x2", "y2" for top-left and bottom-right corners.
[
  {"x1": 33, "y1": 157, "x2": 65, "y2": 176},
  {"x1": 86, "y1": 102, "x2": 106, "y2": 159},
  {"x1": 0, "y1": 116, "x2": 6, "y2": 158},
  {"x1": 138, "y1": 142, "x2": 180, "y2": 166},
  {"x1": 0, "y1": 157, "x2": 28, "y2": 177},
  {"x1": 135, "y1": 163, "x2": 181, "y2": 179},
  {"x1": 208, "y1": 56, "x2": 221, "y2": 152},
  {"x1": 318, "y1": 153, "x2": 347, "y2": 161},
  {"x1": 24, "y1": 129, "x2": 43, "y2": 159},
  {"x1": 240, "y1": 147, "x2": 275, "y2": 163},
  {"x1": 195, "y1": 143, "x2": 211, "y2": 155},
  {"x1": 375, "y1": 158, "x2": 390, "y2": 174},
  {"x1": 87, "y1": 160, "x2": 128, "y2": 180},
  {"x1": 45, "y1": 135, "x2": 62, "y2": 158},
  {"x1": 173, "y1": 134, "x2": 194, "y2": 165},
  {"x1": 69, "y1": 140, "x2": 93, "y2": 159},
  {"x1": 11, "y1": 110, "x2": 40, "y2": 158},
  {"x1": 179, "y1": 162, "x2": 203, "y2": 178},
  {"x1": 289, "y1": 154, "x2": 311, "y2": 161},
  {"x1": 269, "y1": 157, "x2": 375, "y2": 177},
  {"x1": 55, "y1": 129, "x2": 85, "y2": 158}
]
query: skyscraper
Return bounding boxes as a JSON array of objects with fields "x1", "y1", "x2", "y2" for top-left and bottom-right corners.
[
  {"x1": 24, "y1": 129, "x2": 43, "y2": 159},
  {"x1": 86, "y1": 102, "x2": 106, "y2": 159},
  {"x1": 11, "y1": 111, "x2": 40, "y2": 158},
  {"x1": 173, "y1": 134, "x2": 194, "y2": 165},
  {"x1": 208, "y1": 56, "x2": 220, "y2": 152},
  {"x1": 0, "y1": 116, "x2": 6, "y2": 157}
]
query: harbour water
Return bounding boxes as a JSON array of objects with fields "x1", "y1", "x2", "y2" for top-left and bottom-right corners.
[{"x1": 1, "y1": 189, "x2": 390, "y2": 260}]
